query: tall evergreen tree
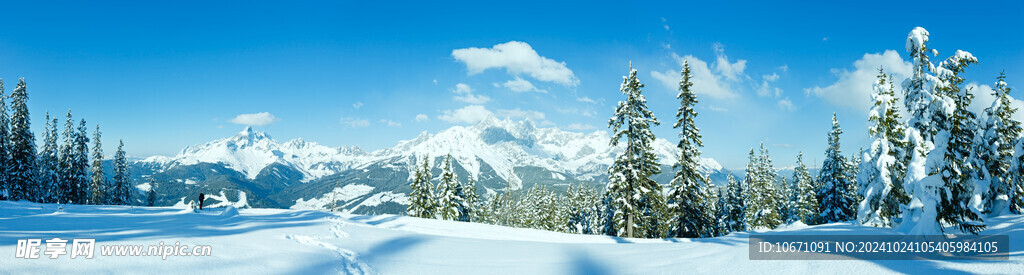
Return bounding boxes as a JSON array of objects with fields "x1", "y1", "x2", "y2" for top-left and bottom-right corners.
[
  {"x1": 978, "y1": 72, "x2": 1021, "y2": 215},
  {"x1": 930, "y1": 50, "x2": 986, "y2": 234},
  {"x1": 666, "y1": 61, "x2": 716, "y2": 238},
  {"x1": 8, "y1": 78, "x2": 37, "y2": 201},
  {"x1": 38, "y1": 113, "x2": 59, "y2": 203},
  {"x1": 111, "y1": 140, "x2": 131, "y2": 205},
  {"x1": 461, "y1": 176, "x2": 480, "y2": 222},
  {"x1": 146, "y1": 180, "x2": 157, "y2": 207},
  {"x1": 606, "y1": 63, "x2": 663, "y2": 238},
  {"x1": 723, "y1": 173, "x2": 746, "y2": 232},
  {"x1": 789, "y1": 153, "x2": 819, "y2": 224},
  {"x1": 746, "y1": 144, "x2": 782, "y2": 229},
  {"x1": 898, "y1": 27, "x2": 963, "y2": 235},
  {"x1": 69, "y1": 118, "x2": 90, "y2": 204},
  {"x1": 818, "y1": 113, "x2": 857, "y2": 223},
  {"x1": 1010, "y1": 137, "x2": 1024, "y2": 214},
  {"x1": 89, "y1": 124, "x2": 106, "y2": 204},
  {"x1": 57, "y1": 111, "x2": 78, "y2": 204},
  {"x1": 436, "y1": 154, "x2": 462, "y2": 220},
  {"x1": 0, "y1": 79, "x2": 9, "y2": 200},
  {"x1": 565, "y1": 183, "x2": 600, "y2": 234},
  {"x1": 859, "y1": 68, "x2": 911, "y2": 227},
  {"x1": 406, "y1": 155, "x2": 435, "y2": 218}
]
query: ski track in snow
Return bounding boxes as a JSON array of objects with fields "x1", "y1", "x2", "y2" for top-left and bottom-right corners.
[{"x1": 284, "y1": 217, "x2": 372, "y2": 274}]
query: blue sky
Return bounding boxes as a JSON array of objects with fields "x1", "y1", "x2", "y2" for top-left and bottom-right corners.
[{"x1": 0, "y1": 0, "x2": 1021, "y2": 170}]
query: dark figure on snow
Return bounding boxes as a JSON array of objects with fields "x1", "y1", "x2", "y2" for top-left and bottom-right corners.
[{"x1": 199, "y1": 193, "x2": 206, "y2": 210}]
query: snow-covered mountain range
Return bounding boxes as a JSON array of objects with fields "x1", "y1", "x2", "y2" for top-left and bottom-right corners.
[{"x1": 133, "y1": 115, "x2": 732, "y2": 213}]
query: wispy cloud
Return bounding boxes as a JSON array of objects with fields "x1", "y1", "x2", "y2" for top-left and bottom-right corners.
[
  {"x1": 451, "y1": 83, "x2": 490, "y2": 104},
  {"x1": 230, "y1": 112, "x2": 279, "y2": 126},
  {"x1": 439, "y1": 105, "x2": 492, "y2": 124},
  {"x1": 502, "y1": 77, "x2": 546, "y2": 93},
  {"x1": 340, "y1": 117, "x2": 370, "y2": 128},
  {"x1": 415, "y1": 114, "x2": 429, "y2": 122},
  {"x1": 380, "y1": 119, "x2": 401, "y2": 127}
]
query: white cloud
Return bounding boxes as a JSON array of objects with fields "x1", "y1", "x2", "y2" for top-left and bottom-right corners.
[
  {"x1": 804, "y1": 50, "x2": 912, "y2": 111},
  {"x1": 713, "y1": 43, "x2": 747, "y2": 81},
  {"x1": 757, "y1": 73, "x2": 782, "y2": 97},
  {"x1": 661, "y1": 17, "x2": 670, "y2": 31},
  {"x1": 340, "y1": 117, "x2": 370, "y2": 128},
  {"x1": 432, "y1": 79, "x2": 438, "y2": 85},
  {"x1": 779, "y1": 65, "x2": 789, "y2": 72},
  {"x1": 651, "y1": 52, "x2": 737, "y2": 99},
  {"x1": 439, "y1": 105, "x2": 493, "y2": 124},
  {"x1": 565, "y1": 123, "x2": 596, "y2": 131},
  {"x1": 823, "y1": 36, "x2": 829, "y2": 42},
  {"x1": 415, "y1": 114, "x2": 429, "y2": 122},
  {"x1": 707, "y1": 105, "x2": 728, "y2": 112},
  {"x1": 452, "y1": 83, "x2": 472, "y2": 94},
  {"x1": 576, "y1": 96, "x2": 596, "y2": 104},
  {"x1": 352, "y1": 102, "x2": 363, "y2": 109},
  {"x1": 451, "y1": 83, "x2": 491, "y2": 104},
  {"x1": 778, "y1": 98, "x2": 796, "y2": 111},
  {"x1": 967, "y1": 82, "x2": 1024, "y2": 123},
  {"x1": 495, "y1": 108, "x2": 546, "y2": 121},
  {"x1": 452, "y1": 41, "x2": 579, "y2": 86},
  {"x1": 230, "y1": 112, "x2": 279, "y2": 126},
  {"x1": 502, "y1": 77, "x2": 545, "y2": 93},
  {"x1": 455, "y1": 94, "x2": 490, "y2": 104}
]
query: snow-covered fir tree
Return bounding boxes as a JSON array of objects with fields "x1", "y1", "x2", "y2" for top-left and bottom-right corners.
[
  {"x1": 8, "y1": 78, "x2": 37, "y2": 201},
  {"x1": 37, "y1": 113, "x2": 60, "y2": 203},
  {"x1": 778, "y1": 174, "x2": 791, "y2": 224},
  {"x1": 598, "y1": 191, "x2": 618, "y2": 236},
  {"x1": 903, "y1": 27, "x2": 949, "y2": 143},
  {"x1": 978, "y1": 72, "x2": 1021, "y2": 215},
  {"x1": 146, "y1": 180, "x2": 157, "y2": 206},
  {"x1": 565, "y1": 183, "x2": 600, "y2": 234},
  {"x1": 931, "y1": 50, "x2": 986, "y2": 234},
  {"x1": 818, "y1": 113, "x2": 857, "y2": 223},
  {"x1": 0, "y1": 79, "x2": 10, "y2": 200},
  {"x1": 714, "y1": 187, "x2": 729, "y2": 234},
  {"x1": 722, "y1": 173, "x2": 746, "y2": 232},
  {"x1": 898, "y1": 27, "x2": 958, "y2": 235},
  {"x1": 745, "y1": 144, "x2": 782, "y2": 229},
  {"x1": 858, "y1": 68, "x2": 910, "y2": 227},
  {"x1": 436, "y1": 154, "x2": 462, "y2": 220},
  {"x1": 459, "y1": 176, "x2": 479, "y2": 222},
  {"x1": 666, "y1": 60, "x2": 716, "y2": 238},
  {"x1": 89, "y1": 124, "x2": 105, "y2": 205},
  {"x1": 1010, "y1": 137, "x2": 1024, "y2": 214},
  {"x1": 72, "y1": 119, "x2": 91, "y2": 204},
  {"x1": 111, "y1": 140, "x2": 131, "y2": 205},
  {"x1": 406, "y1": 155, "x2": 435, "y2": 218},
  {"x1": 57, "y1": 111, "x2": 79, "y2": 204},
  {"x1": 606, "y1": 63, "x2": 663, "y2": 238},
  {"x1": 788, "y1": 152, "x2": 819, "y2": 224}
]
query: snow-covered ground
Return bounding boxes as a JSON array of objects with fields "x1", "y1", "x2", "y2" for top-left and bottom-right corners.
[{"x1": 2, "y1": 200, "x2": 1021, "y2": 274}]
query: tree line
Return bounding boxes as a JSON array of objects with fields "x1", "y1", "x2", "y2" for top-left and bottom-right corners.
[{"x1": 0, "y1": 78, "x2": 139, "y2": 206}]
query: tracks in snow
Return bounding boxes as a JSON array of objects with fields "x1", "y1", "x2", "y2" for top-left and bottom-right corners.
[{"x1": 284, "y1": 217, "x2": 372, "y2": 274}]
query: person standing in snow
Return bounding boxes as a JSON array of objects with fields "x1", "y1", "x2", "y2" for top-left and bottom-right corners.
[{"x1": 199, "y1": 193, "x2": 205, "y2": 210}]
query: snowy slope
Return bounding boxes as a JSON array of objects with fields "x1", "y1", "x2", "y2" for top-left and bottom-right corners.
[{"x1": 2, "y1": 200, "x2": 1021, "y2": 274}]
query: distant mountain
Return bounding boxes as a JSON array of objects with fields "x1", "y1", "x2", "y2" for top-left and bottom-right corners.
[{"x1": 131, "y1": 116, "x2": 734, "y2": 214}]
